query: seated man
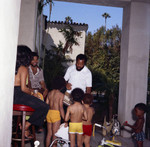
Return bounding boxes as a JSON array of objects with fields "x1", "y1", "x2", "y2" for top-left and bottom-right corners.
[{"x1": 28, "y1": 52, "x2": 48, "y2": 99}]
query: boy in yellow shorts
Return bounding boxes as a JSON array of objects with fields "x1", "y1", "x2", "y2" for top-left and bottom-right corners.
[
  {"x1": 64, "y1": 88, "x2": 87, "y2": 147},
  {"x1": 46, "y1": 77, "x2": 66, "y2": 147}
]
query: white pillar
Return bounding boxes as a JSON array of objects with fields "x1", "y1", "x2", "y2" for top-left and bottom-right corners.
[
  {"x1": 0, "y1": 1, "x2": 21, "y2": 146},
  {"x1": 18, "y1": 0, "x2": 38, "y2": 51},
  {"x1": 118, "y1": 2, "x2": 150, "y2": 137}
]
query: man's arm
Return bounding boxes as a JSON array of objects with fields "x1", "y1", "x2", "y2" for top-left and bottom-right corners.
[
  {"x1": 45, "y1": 92, "x2": 50, "y2": 105},
  {"x1": 40, "y1": 81, "x2": 48, "y2": 98},
  {"x1": 85, "y1": 70, "x2": 92, "y2": 93}
]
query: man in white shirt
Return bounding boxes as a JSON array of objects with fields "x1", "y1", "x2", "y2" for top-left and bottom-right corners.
[{"x1": 64, "y1": 54, "x2": 92, "y2": 105}]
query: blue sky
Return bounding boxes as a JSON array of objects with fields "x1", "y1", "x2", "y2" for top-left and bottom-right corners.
[{"x1": 43, "y1": 1, "x2": 123, "y2": 34}]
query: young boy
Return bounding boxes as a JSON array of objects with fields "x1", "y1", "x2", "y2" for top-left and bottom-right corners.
[
  {"x1": 82, "y1": 94, "x2": 95, "y2": 147},
  {"x1": 46, "y1": 77, "x2": 66, "y2": 147},
  {"x1": 123, "y1": 103, "x2": 147, "y2": 147},
  {"x1": 64, "y1": 88, "x2": 87, "y2": 147}
]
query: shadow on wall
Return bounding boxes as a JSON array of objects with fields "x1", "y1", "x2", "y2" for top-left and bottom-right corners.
[{"x1": 42, "y1": 29, "x2": 55, "y2": 50}]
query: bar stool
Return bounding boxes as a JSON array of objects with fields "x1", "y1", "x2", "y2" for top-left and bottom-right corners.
[{"x1": 12, "y1": 104, "x2": 36, "y2": 147}]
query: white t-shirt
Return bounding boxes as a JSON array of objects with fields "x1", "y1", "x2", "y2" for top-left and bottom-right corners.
[{"x1": 64, "y1": 65, "x2": 92, "y2": 93}]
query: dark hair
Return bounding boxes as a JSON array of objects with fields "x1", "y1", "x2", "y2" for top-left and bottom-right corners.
[
  {"x1": 83, "y1": 94, "x2": 93, "y2": 104},
  {"x1": 51, "y1": 77, "x2": 66, "y2": 91},
  {"x1": 134, "y1": 103, "x2": 147, "y2": 113},
  {"x1": 31, "y1": 52, "x2": 39, "y2": 61},
  {"x1": 71, "y1": 88, "x2": 84, "y2": 102},
  {"x1": 15, "y1": 45, "x2": 32, "y2": 74},
  {"x1": 76, "y1": 54, "x2": 87, "y2": 64}
]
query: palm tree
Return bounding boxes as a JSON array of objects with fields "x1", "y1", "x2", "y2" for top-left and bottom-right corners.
[
  {"x1": 102, "y1": 13, "x2": 111, "y2": 32},
  {"x1": 59, "y1": 25, "x2": 82, "y2": 54},
  {"x1": 49, "y1": 0, "x2": 54, "y2": 21},
  {"x1": 65, "y1": 16, "x2": 73, "y2": 23}
]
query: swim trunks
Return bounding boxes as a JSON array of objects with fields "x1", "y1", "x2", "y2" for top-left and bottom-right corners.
[
  {"x1": 69, "y1": 122, "x2": 83, "y2": 134},
  {"x1": 83, "y1": 124, "x2": 93, "y2": 136},
  {"x1": 46, "y1": 110, "x2": 61, "y2": 123},
  {"x1": 134, "y1": 131, "x2": 145, "y2": 141}
]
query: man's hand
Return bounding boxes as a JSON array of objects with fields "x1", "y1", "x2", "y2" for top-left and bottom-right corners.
[
  {"x1": 43, "y1": 89, "x2": 48, "y2": 98},
  {"x1": 66, "y1": 83, "x2": 72, "y2": 90}
]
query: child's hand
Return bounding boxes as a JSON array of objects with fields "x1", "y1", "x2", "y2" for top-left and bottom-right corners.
[
  {"x1": 123, "y1": 121, "x2": 128, "y2": 126},
  {"x1": 64, "y1": 122, "x2": 68, "y2": 127}
]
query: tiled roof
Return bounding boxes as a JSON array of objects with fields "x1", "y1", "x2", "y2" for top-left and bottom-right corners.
[{"x1": 48, "y1": 21, "x2": 88, "y2": 26}]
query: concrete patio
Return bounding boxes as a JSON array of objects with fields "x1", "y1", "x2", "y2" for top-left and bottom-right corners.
[{"x1": 24, "y1": 128, "x2": 150, "y2": 147}]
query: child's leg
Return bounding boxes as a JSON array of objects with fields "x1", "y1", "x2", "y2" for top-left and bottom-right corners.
[
  {"x1": 83, "y1": 135, "x2": 91, "y2": 147},
  {"x1": 52, "y1": 120, "x2": 61, "y2": 147},
  {"x1": 77, "y1": 134, "x2": 83, "y2": 147},
  {"x1": 46, "y1": 122, "x2": 52, "y2": 147},
  {"x1": 137, "y1": 141, "x2": 143, "y2": 147},
  {"x1": 69, "y1": 134, "x2": 76, "y2": 147}
]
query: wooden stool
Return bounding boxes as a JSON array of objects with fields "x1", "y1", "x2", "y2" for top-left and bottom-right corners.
[{"x1": 12, "y1": 104, "x2": 36, "y2": 147}]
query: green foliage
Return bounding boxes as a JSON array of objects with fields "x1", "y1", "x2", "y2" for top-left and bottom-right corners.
[
  {"x1": 85, "y1": 25, "x2": 121, "y2": 97},
  {"x1": 59, "y1": 25, "x2": 82, "y2": 54},
  {"x1": 65, "y1": 16, "x2": 73, "y2": 23},
  {"x1": 43, "y1": 42, "x2": 72, "y2": 90},
  {"x1": 85, "y1": 25, "x2": 121, "y2": 119}
]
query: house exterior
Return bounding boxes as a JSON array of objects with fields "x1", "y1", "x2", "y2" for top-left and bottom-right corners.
[
  {"x1": 1, "y1": 1, "x2": 150, "y2": 146},
  {"x1": 43, "y1": 21, "x2": 88, "y2": 64}
]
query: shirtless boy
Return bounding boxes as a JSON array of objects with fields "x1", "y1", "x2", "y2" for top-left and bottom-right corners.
[
  {"x1": 46, "y1": 77, "x2": 66, "y2": 147},
  {"x1": 123, "y1": 103, "x2": 147, "y2": 147},
  {"x1": 82, "y1": 94, "x2": 95, "y2": 147},
  {"x1": 65, "y1": 88, "x2": 87, "y2": 147}
]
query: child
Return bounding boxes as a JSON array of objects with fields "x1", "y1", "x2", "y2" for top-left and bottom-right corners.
[
  {"x1": 82, "y1": 94, "x2": 95, "y2": 147},
  {"x1": 123, "y1": 103, "x2": 147, "y2": 147},
  {"x1": 46, "y1": 77, "x2": 66, "y2": 147},
  {"x1": 64, "y1": 88, "x2": 87, "y2": 147}
]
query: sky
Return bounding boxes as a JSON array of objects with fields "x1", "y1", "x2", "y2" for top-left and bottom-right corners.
[{"x1": 43, "y1": 1, "x2": 123, "y2": 34}]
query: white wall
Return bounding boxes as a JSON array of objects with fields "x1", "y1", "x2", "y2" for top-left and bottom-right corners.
[
  {"x1": 43, "y1": 22, "x2": 88, "y2": 64},
  {"x1": 0, "y1": 0, "x2": 21, "y2": 146}
]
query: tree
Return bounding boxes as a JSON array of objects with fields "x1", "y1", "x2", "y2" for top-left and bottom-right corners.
[
  {"x1": 38, "y1": 0, "x2": 53, "y2": 16},
  {"x1": 85, "y1": 25, "x2": 121, "y2": 121},
  {"x1": 65, "y1": 16, "x2": 73, "y2": 23},
  {"x1": 102, "y1": 13, "x2": 111, "y2": 32},
  {"x1": 59, "y1": 25, "x2": 82, "y2": 54},
  {"x1": 43, "y1": 42, "x2": 72, "y2": 90}
]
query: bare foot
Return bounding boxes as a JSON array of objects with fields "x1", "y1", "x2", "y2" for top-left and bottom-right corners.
[{"x1": 25, "y1": 130, "x2": 33, "y2": 139}]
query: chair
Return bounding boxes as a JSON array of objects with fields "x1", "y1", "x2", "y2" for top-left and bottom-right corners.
[{"x1": 12, "y1": 104, "x2": 36, "y2": 147}]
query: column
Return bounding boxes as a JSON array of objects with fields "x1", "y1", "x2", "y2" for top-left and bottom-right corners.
[
  {"x1": 0, "y1": 0, "x2": 21, "y2": 146},
  {"x1": 118, "y1": 2, "x2": 150, "y2": 137},
  {"x1": 18, "y1": 0, "x2": 38, "y2": 51}
]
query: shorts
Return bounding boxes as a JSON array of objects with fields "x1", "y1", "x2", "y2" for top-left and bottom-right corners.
[
  {"x1": 69, "y1": 122, "x2": 83, "y2": 134},
  {"x1": 134, "y1": 132, "x2": 145, "y2": 141},
  {"x1": 83, "y1": 124, "x2": 93, "y2": 136},
  {"x1": 46, "y1": 110, "x2": 61, "y2": 123}
]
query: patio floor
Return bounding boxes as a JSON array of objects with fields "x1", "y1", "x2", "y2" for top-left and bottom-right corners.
[
  {"x1": 24, "y1": 128, "x2": 150, "y2": 147},
  {"x1": 22, "y1": 101, "x2": 150, "y2": 147}
]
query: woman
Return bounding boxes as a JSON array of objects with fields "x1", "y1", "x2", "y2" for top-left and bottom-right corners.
[{"x1": 14, "y1": 45, "x2": 49, "y2": 138}]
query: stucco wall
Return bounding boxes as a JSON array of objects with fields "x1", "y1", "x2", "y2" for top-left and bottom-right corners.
[{"x1": 43, "y1": 22, "x2": 88, "y2": 63}]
